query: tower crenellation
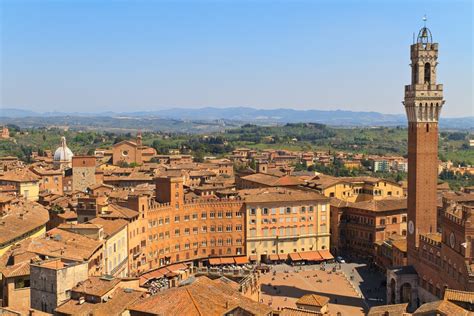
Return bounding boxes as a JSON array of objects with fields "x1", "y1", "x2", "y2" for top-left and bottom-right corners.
[{"x1": 404, "y1": 28, "x2": 445, "y2": 124}]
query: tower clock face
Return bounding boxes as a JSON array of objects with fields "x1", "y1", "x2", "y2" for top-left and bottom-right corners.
[
  {"x1": 408, "y1": 220, "x2": 414, "y2": 234},
  {"x1": 449, "y1": 232, "x2": 455, "y2": 248}
]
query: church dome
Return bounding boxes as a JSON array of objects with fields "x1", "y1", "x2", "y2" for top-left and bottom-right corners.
[{"x1": 54, "y1": 137, "x2": 74, "y2": 162}]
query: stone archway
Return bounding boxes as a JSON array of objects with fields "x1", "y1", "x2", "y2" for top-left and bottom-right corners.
[
  {"x1": 390, "y1": 279, "x2": 396, "y2": 304},
  {"x1": 400, "y1": 282, "x2": 412, "y2": 304}
]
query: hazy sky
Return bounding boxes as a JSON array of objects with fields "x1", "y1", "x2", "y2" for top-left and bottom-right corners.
[{"x1": 1, "y1": 0, "x2": 472, "y2": 117}]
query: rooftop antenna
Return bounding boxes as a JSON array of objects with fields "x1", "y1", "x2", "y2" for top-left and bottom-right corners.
[{"x1": 423, "y1": 14, "x2": 427, "y2": 27}]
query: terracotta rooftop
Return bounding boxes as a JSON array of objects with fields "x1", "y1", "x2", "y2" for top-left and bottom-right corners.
[
  {"x1": 413, "y1": 299, "x2": 470, "y2": 315},
  {"x1": 307, "y1": 174, "x2": 400, "y2": 190},
  {"x1": 443, "y1": 192, "x2": 474, "y2": 203},
  {"x1": 241, "y1": 173, "x2": 303, "y2": 187},
  {"x1": 0, "y1": 168, "x2": 40, "y2": 183},
  {"x1": 367, "y1": 303, "x2": 408, "y2": 315},
  {"x1": 349, "y1": 198, "x2": 407, "y2": 212},
  {"x1": 99, "y1": 203, "x2": 138, "y2": 220},
  {"x1": 57, "y1": 210, "x2": 78, "y2": 220},
  {"x1": 306, "y1": 174, "x2": 345, "y2": 189},
  {"x1": 239, "y1": 187, "x2": 328, "y2": 203},
  {"x1": 104, "y1": 173, "x2": 153, "y2": 182},
  {"x1": 1, "y1": 261, "x2": 30, "y2": 278},
  {"x1": 73, "y1": 276, "x2": 121, "y2": 297},
  {"x1": 30, "y1": 166, "x2": 62, "y2": 176},
  {"x1": 55, "y1": 287, "x2": 143, "y2": 316},
  {"x1": 88, "y1": 217, "x2": 128, "y2": 238},
  {"x1": 280, "y1": 308, "x2": 323, "y2": 316},
  {"x1": 0, "y1": 193, "x2": 16, "y2": 204},
  {"x1": 296, "y1": 294, "x2": 330, "y2": 307},
  {"x1": 329, "y1": 197, "x2": 349, "y2": 208},
  {"x1": 28, "y1": 228, "x2": 103, "y2": 262},
  {"x1": 0, "y1": 201, "x2": 49, "y2": 245},
  {"x1": 88, "y1": 183, "x2": 115, "y2": 191},
  {"x1": 391, "y1": 239, "x2": 407, "y2": 252},
  {"x1": 443, "y1": 288, "x2": 474, "y2": 304},
  {"x1": 189, "y1": 170, "x2": 216, "y2": 177},
  {"x1": 129, "y1": 276, "x2": 272, "y2": 316}
]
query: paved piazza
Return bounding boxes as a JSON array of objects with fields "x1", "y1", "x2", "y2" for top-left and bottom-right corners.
[{"x1": 258, "y1": 263, "x2": 368, "y2": 316}]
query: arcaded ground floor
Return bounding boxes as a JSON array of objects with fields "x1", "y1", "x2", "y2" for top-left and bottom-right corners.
[{"x1": 257, "y1": 263, "x2": 367, "y2": 316}]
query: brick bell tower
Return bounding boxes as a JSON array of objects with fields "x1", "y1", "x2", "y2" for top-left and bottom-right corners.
[{"x1": 404, "y1": 22, "x2": 445, "y2": 265}]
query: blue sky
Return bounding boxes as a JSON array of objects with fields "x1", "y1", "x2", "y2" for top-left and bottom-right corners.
[{"x1": 1, "y1": 0, "x2": 472, "y2": 117}]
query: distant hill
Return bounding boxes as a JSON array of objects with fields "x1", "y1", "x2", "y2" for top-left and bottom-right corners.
[{"x1": 1, "y1": 107, "x2": 472, "y2": 129}]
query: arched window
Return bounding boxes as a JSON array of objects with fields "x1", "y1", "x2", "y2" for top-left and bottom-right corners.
[
  {"x1": 426, "y1": 123, "x2": 430, "y2": 133},
  {"x1": 424, "y1": 63, "x2": 431, "y2": 84}
]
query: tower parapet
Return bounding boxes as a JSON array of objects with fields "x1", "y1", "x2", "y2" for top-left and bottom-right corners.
[{"x1": 404, "y1": 27, "x2": 445, "y2": 123}]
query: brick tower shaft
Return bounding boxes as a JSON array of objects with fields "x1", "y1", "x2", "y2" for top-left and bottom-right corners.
[{"x1": 404, "y1": 26, "x2": 445, "y2": 265}]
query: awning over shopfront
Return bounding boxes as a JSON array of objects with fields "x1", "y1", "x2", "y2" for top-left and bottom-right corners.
[
  {"x1": 289, "y1": 252, "x2": 303, "y2": 261},
  {"x1": 209, "y1": 258, "x2": 222, "y2": 265},
  {"x1": 167, "y1": 263, "x2": 188, "y2": 272},
  {"x1": 318, "y1": 250, "x2": 334, "y2": 260},
  {"x1": 234, "y1": 256, "x2": 249, "y2": 264},
  {"x1": 139, "y1": 262, "x2": 189, "y2": 286},
  {"x1": 268, "y1": 254, "x2": 279, "y2": 261},
  {"x1": 299, "y1": 251, "x2": 323, "y2": 262},
  {"x1": 220, "y1": 257, "x2": 235, "y2": 264}
]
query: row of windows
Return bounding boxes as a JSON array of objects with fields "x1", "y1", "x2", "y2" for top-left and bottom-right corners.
[
  {"x1": 249, "y1": 216, "x2": 322, "y2": 225},
  {"x1": 147, "y1": 211, "x2": 243, "y2": 227},
  {"x1": 147, "y1": 239, "x2": 243, "y2": 257},
  {"x1": 147, "y1": 225, "x2": 243, "y2": 241},
  {"x1": 346, "y1": 229, "x2": 373, "y2": 240},
  {"x1": 249, "y1": 225, "x2": 317, "y2": 237},
  {"x1": 420, "y1": 279, "x2": 442, "y2": 298},
  {"x1": 129, "y1": 227, "x2": 145, "y2": 239},
  {"x1": 106, "y1": 237, "x2": 126, "y2": 256},
  {"x1": 380, "y1": 216, "x2": 407, "y2": 225},
  {"x1": 249, "y1": 205, "x2": 325, "y2": 216},
  {"x1": 149, "y1": 247, "x2": 243, "y2": 263}
]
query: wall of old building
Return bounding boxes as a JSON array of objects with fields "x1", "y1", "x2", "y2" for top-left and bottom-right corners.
[
  {"x1": 245, "y1": 201, "x2": 330, "y2": 260},
  {"x1": 18, "y1": 181, "x2": 39, "y2": 202},
  {"x1": 72, "y1": 156, "x2": 96, "y2": 192},
  {"x1": 38, "y1": 174, "x2": 63, "y2": 195},
  {"x1": 30, "y1": 261, "x2": 88, "y2": 314},
  {"x1": 2, "y1": 276, "x2": 31, "y2": 312},
  {"x1": 104, "y1": 226, "x2": 129, "y2": 277},
  {"x1": 113, "y1": 142, "x2": 141, "y2": 166}
]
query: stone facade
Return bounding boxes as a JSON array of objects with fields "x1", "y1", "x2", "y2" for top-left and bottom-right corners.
[
  {"x1": 30, "y1": 259, "x2": 88, "y2": 314},
  {"x1": 72, "y1": 156, "x2": 96, "y2": 192}
]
